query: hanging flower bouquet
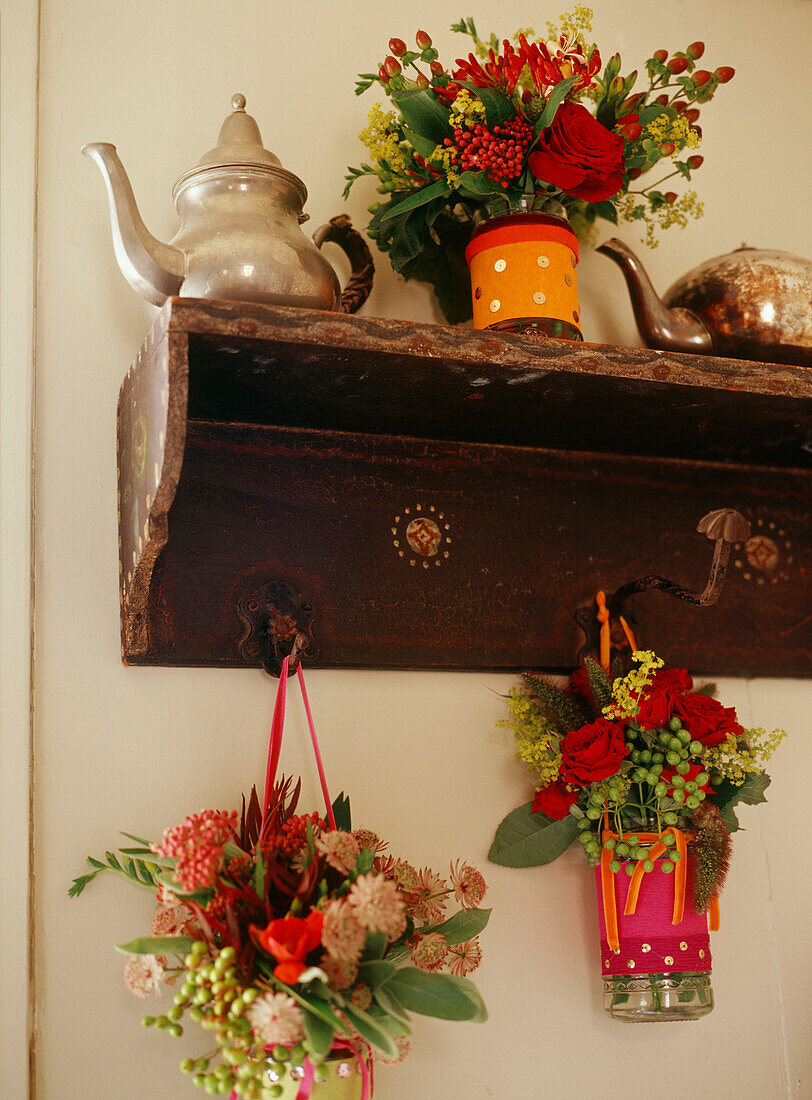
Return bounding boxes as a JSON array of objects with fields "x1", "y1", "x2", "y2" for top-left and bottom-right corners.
[
  {"x1": 345, "y1": 8, "x2": 734, "y2": 323},
  {"x1": 71, "y1": 667, "x2": 489, "y2": 1096},
  {"x1": 489, "y1": 651, "x2": 783, "y2": 1020}
]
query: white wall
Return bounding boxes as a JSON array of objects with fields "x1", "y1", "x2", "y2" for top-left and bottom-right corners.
[{"x1": 24, "y1": 1, "x2": 812, "y2": 1098}]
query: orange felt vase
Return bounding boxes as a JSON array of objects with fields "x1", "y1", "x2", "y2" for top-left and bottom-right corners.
[{"x1": 465, "y1": 213, "x2": 582, "y2": 339}]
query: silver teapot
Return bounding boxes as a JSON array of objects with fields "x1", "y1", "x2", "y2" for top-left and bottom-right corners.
[{"x1": 83, "y1": 93, "x2": 372, "y2": 312}]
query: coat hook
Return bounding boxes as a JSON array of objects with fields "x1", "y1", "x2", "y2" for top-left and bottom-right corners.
[
  {"x1": 576, "y1": 509, "x2": 751, "y2": 662},
  {"x1": 236, "y1": 580, "x2": 318, "y2": 677},
  {"x1": 608, "y1": 508, "x2": 751, "y2": 616}
]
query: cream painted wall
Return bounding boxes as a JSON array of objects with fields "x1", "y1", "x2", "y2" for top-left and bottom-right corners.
[{"x1": 28, "y1": 1, "x2": 811, "y2": 1099}]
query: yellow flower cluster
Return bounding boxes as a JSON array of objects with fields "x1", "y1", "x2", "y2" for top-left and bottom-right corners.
[
  {"x1": 429, "y1": 143, "x2": 461, "y2": 186},
  {"x1": 704, "y1": 726, "x2": 787, "y2": 785},
  {"x1": 449, "y1": 89, "x2": 486, "y2": 123},
  {"x1": 646, "y1": 113, "x2": 701, "y2": 154},
  {"x1": 498, "y1": 690, "x2": 562, "y2": 787},
  {"x1": 545, "y1": 5, "x2": 594, "y2": 47},
  {"x1": 605, "y1": 650, "x2": 664, "y2": 721},
  {"x1": 643, "y1": 191, "x2": 704, "y2": 247},
  {"x1": 358, "y1": 103, "x2": 409, "y2": 177}
]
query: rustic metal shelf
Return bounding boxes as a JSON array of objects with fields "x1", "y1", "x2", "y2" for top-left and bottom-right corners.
[{"x1": 118, "y1": 298, "x2": 812, "y2": 676}]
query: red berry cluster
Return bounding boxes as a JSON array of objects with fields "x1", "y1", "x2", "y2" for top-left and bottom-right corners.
[
  {"x1": 445, "y1": 115, "x2": 534, "y2": 188},
  {"x1": 265, "y1": 811, "x2": 327, "y2": 856}
]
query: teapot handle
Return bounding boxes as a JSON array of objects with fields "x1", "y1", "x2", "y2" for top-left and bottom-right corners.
[{"x1": 313, "y1": 215, "x2": 374, "y2": 314}]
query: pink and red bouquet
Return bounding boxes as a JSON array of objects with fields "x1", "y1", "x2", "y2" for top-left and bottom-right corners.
[{"x1": 346, "y1": 10, "x2": 734, "y2": 322}]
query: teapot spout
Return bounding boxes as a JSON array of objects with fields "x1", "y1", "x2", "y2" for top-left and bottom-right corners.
[
  {"x1": 82, "y1": 143, "x2": 184, "y2": 306},
  {"x1": 597, "y1": 237, "x2": 711, "y2": 355}
]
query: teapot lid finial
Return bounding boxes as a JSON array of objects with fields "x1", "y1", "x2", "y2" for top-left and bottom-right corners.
[{"x1": 196, "y1": 93, "x2": 283, "y2": 169}]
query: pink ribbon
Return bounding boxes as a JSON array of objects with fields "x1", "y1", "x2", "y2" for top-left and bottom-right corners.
[{"x1": 260, "y1": 658, "x2": 336, "y2": 834}]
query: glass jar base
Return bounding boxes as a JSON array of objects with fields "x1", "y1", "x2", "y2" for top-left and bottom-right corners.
[
  {"x1": 487, "y1": 316, "x2": 583, "y2": 341},
  {"x1": 603, "y1": 971, "x2": 713, "y2": 1022}
]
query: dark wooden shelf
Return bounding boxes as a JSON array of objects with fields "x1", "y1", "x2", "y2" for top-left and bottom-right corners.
[{"x1": 118, "y1": 298, "x2": 812, "y2": 676}]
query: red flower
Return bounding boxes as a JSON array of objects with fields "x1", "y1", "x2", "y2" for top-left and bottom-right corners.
[
  {"x1": 568, "y1": 667, "x2": 592, "y2": 701},
  {"x1": 634, "y1": 668, "x2": 693, "y2": 730},
  {"x1": 560, "y1": 718, "x2": 629, "y2": 785},
  {"x1": 256, "y1": 910, "x2": 324, "y2": 985},
  {"x1": 532, "y1": 778, "x2": 579, "y2": 820},
  {"x1": 674, "y1": 692, "x2": 742, "y2": 747},
  {"x1": 453, "y1": 40, "x2": 524, "y2": 93},
  {"x1": 516, "y1": 34, "x2": 601, "y2": 95},
  {"x1": 528, "y1": 101, "x2": 625, "y2": 202}
]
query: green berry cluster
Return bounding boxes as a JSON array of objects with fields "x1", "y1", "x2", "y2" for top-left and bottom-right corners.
[
  {"x1": 576, "y1": 715, "x2": 711, "y2": 873},
  {"x1": 141, "y1": 941, "x2": 282, "y2": 1098}
]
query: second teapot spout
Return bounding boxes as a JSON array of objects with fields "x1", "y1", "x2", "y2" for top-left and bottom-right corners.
[
  {"x1": 598, "y1": 237, "x2": 712, "y2": 355},
  {"x1": 83, "y1": 142, "x2": 184, "y2": 306}
]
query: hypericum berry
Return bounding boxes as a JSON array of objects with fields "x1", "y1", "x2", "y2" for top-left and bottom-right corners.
[
  {"x1": 383, "y1": 56, "x2": 402, "y2": 77},
  {"x1": 620, "y1": 121, "x2": 643, "y2": 142},
  {"x1": 685, "y1": 108, "x2": 701, "y2": 124},
  {"x1": 654, "y1": 93, "x2": 669, "y2": 105},
  {"x1": 415, "y1": 73, "x2": 429, "y2": 88},
  {"x1": 378, "y1": 65, "x2": 389, "y2": 83},
  {"x1": 687, "y1": 41, "x2": 705, "y2": 59},
  {"x1": 661, "y1": 142, "x2": 676, "y2": 156},
  {"x1": 667, "y1": 56, "x2": 689, "y2": 74},
  {"x1": 430, "y1": 60, "x2": 444, "y2": 76},
  {"x1": 415, "y1": 29, "x2": 432, "y2": 49},
  {"x1": 388, "y1": 37, "x2": 407, "y2": 56},
  {"x1": 714, "y1": 66, "x2": 735, "y2": 82},
  {"x1": 652, "y1": 49, "x2": 668, "y2": 63},
  {"x1": 692, "y1": 69, "x2": 712, "y2": 86}
]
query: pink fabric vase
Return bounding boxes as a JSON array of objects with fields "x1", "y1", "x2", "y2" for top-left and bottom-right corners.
[{"x1": 595, "y1": 863, "x2": 714, "y2": 1021}]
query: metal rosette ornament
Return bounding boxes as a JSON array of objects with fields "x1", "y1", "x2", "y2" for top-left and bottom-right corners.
[{"x1": 596, "y1": 824, "x2": 714, "y2": 1022}]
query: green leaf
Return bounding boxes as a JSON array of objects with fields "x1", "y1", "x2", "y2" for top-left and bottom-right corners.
[
  {"x1": 489, "y1": 802, "x2": 580, "y2": 867},
  {"x1": 392, "y1": 88, "x2": 452, "y2": 145},
  {"x1": 274, "y1": 982, "x2": 353, "y2": 1038},
  {"x1": 357, "y1": 960, "x2": 397, "y2": 988},
  {"x1": 402, "y1": 126, "x2": 441, "y2": 161},
  {"x1": 303, "y1": 1007, "x2": 334, "y2": 1061},
  {"x1": 341, "y1": 1004, "x2": 400, "y2": 1057},
  {"x1": 734, "y1": 772, "x2": 770, "y2": 806},
  {"x1": 68, "y1": 870, "x2": 103, "y2": 897},
  {"x1": 373, "y1": 985, "x2": 412, "y2": 1027},
  {"x1": 116, "y1": 935, "x2": 195, "y2": 956},
  {"x1": 437, "y1": 973, "x2": 488, "y2": 1022},
  {"x1": 457, "y1": 170, "x2": 502, "y2": 198},
  {"x1": 456, "y1": 82, "x2": 515, "y2": 129},
  {"x1": 696, "y1": 682, "x2": 717, "y2": 697},
  {"x1": 534, "y1": 76, "x2": 578, "y2": 139},
  {"x1": 331, "y1": 792, "x2": 352, "y2": 832},
  {"x1": 381, "y1": 179, "x2": 450, "y2": 222},
  {"x1": 423, "y1": 907, "x2": 491, "y2": 945},
  {"x1": 361, "y1": 931, "x2": 388, "y2": 961},
  {"x1": 717, "y1": 802, "x2": 740, "y2": 834},
  {"x1": 384, "y1": 968, "x2": 486, "y2": 1021},
  {"x1": 253, "y1": 853, "x2": 266, "y2": 898},
  {"x1": 590, "y1": 200, "x2": 618, "y2": 225}
]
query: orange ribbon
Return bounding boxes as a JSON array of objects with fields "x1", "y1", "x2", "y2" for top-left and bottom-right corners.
[
  {"x1": 599, "y1": 824, "x2": 715, "y2": 951},
  {"x1": 596, "y1": 591, "x2": 611, "y2": 673}
]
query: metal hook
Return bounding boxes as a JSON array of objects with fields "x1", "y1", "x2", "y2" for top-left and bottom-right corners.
[
  {"x1": 236, "y1": 580, "x2": 319, "y2": 677},
  {"x1": 576, "y1": 508, "x2": 751, "y2": 661}
]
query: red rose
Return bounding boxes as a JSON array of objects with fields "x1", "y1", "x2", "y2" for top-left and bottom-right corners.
[
  {"x1": 674, "y1": 692, "x2": 741, "y2": 747},
  {"x1": 634, "y1": 668, "x2": 693, "y2": 729},
  {"x1": 532, "y1": 778, "x2": 579, "y2": 820},
  {"x1": 560, "y1": 718, "x2": 628, "y2": 785},
  {"x1": 528, "y1": 101, "x2": 626, "y2": 201},
  {"x1": 255, "y1": 910, "x2": 324, "y2": 984}
]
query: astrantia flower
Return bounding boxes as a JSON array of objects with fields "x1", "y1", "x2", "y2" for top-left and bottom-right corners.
[
  {"x1": 123, "y1": 954, "x2": 164, "y2": 998},
  {"x1": 350, "y1": 983, "x2": 373, "y2": 1010},
  {"x1": 410, "y1": 931, "x2": 449, "y2": 971},
  {"x1": 321, "y1": 898, "x2": 366, "y2": 965},
  {"x1": 375, "y1": 1036, "x2": 411, "y2": 1066},
  {"x1": 448, "y1": 937, "x2": 483, "y2": 977},
  {"x1": 246, "y1": 992, "x2": 306, "y2": 1047},
  {"x1": 388, "y1": 859, "x2": 421, "y2": 897},
  {"x1": 152, "y1": 808, "x2": 237, "y2": 892},
  {"x1": 411, "y1": 867, "x2": 449, "y2": 924},
  {"x1": 450, "y1": 860, "x2": 487, "y2": 910},
  {"x1": 348, "y1": 874, "x2": 407, "y2": 940},
  {"x1": 150, "y1": 903, "x2": 192, "y2": 938},
  {"x1": 316, "y1": 830, "x2": 361, "y2": 874},
  {"x1": 353, "y1": 828, "x2": 387, "y2": 856},
  {"x1": 320, "y1": 953, "x2": 358, "y2": 991}
]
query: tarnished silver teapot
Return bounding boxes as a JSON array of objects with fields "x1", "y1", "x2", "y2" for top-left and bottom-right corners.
[
  {"x1": 83, "y1": 94, "x2": 372, "y2": 312},
  {"x1": 599, "y1": 238, "x2": 811, "y2": 366}
]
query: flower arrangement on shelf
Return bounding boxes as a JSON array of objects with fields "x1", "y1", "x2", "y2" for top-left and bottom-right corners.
[
  {"x1": 489, "y1": 650, "x2": 783, "y2": 1020},
  {"x1": 345, "y1": 8, "x2": 734, "y2": 323},
  {"x1": 71, "y1": 782, "x2": 490, "y2": 1098}
]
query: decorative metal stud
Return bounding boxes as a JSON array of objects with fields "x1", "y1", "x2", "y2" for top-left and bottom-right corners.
[
  {"x1": 337, "y1": 1063, "x2": 352, "y2": 1079},
  {"x1": 475, "y1": 286, "x2": 482, "y2": 299},
  {"x1": 494, "y1": 258, "x2": 507, "y2": 272},
  {"x1": 627, "y1": 960, "x2": 635, "y2": 969},
  {"x1": 641, "y1": 943, "x2": 651, "y2": 953},
  {"x1": 679, "y1": 941, "x2": 688, "y2": 951},
  {"x1": 604, "y1": 960, "x2": 610, "y2": 969},
  {"x1": 613, "y1": 948, "x2": 621, "y2": 955},
  {"x1": 664, "y1": 955, "x2": 674, "y2": 966},
  {"x1": 570, "y1": 253, "x2": 577, "y2": 267},
  {"x1": 572, "y1": 310, "x2": 580, "y2": 322},
  {"x1": 565, "y1": 273, "x2": 573, "y2": 287},
  {"x1": 489, "y1": 299, "x2": 501, "y2": 313},
  {"x1": 699, "y1": 949, "x2": 706, "y2": 959},
  {"x1": 537, "y1": 255, "x2": 550, "y2": 268},
  {"x1": 533, "y1": 291, "x2": 547, "y2": 305}
]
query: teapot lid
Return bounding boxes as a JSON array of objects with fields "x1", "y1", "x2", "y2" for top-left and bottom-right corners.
[{"x1": 196, "y1": 93, "x2": 283, "y2": 169}]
